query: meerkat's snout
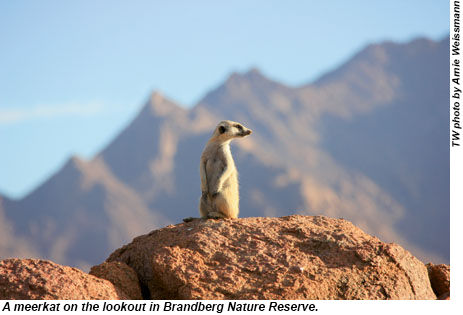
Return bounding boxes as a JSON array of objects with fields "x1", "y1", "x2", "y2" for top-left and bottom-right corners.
[
  {"x1": 241, "y1": 128, "x2": 252, "y2": 136},
  {"x1": 234, "y1": 123, "x2": 252, "y2": 137}
]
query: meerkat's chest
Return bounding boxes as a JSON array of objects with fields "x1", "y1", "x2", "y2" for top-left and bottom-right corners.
[{"x1": 204, "y1": 146, "x2": 236, "y2": 174}]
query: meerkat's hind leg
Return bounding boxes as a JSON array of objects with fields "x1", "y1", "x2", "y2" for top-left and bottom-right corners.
[
  {"x1": 199, "y1": 194, "x2": 214, "y2": 218},
  {"x1": 199, "y1": 194, "x2": 228, "y2": 219}
]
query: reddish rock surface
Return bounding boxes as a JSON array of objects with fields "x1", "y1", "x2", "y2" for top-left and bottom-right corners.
[
  {"x1": 106, "y1": 215, "x2": 437, "y2": 300},
  {"x1": 90, "y1": 261, "x2": 143, "y2": 299},
  {"x1": 0, "y1": 258, "x2": 124, "y2": 299},
  {"x1": 426, "y1": 263, "x2": 450, "y2": 299}
]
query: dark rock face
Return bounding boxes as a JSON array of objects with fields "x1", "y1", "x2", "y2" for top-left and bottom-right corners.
[
  {"x1": 0, "y1": 258, "x2": 124, "y2": 300},
  {"x1": 106, "y1": 215, "x2": 437, "y2": 300},
  {"x1": 426, "y1": 263, "x2": 450, "y2": 299}
]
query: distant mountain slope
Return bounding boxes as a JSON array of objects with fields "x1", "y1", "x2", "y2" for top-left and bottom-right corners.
[
  {"x1": 4, "y1": 156, "x2": 170, "y2": 269},
  {"x1": 318, "y1": 38, "x2": 449, "y2": 257},
  {"x1": 1, "y1": 37, "x2": 449, "y2": 269},
  {"x1": 0, "y1": 195, "x2": 38, "y2": 259}
]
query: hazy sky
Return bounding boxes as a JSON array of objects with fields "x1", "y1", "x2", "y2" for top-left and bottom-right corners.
[{"x1": 0, "y1": 1, "x2": 448, "y2": 198}]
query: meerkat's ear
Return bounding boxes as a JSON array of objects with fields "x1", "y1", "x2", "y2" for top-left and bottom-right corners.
[{"x1": 219, "y1": 126, "x2": 226, "y2": 134}]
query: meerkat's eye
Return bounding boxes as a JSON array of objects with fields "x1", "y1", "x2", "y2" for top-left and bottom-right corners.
[
  {"x1": 219, "y1": 126, "x2": 227, "y2": 134},
  {"x1": 235, "y1": 125, "x2": 243, "y2": 131}
]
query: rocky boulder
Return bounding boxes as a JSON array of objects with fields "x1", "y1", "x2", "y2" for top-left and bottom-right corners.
[
  {"x1": 106, "y1": 215, "x2": 437, "y2": 300},
  {"x1": 0, "y1": 258, "x2": 125, "y2": 299}
]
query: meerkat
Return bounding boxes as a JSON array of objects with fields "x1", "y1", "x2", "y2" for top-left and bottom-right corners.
[{"x1": 198, "y1": 120, "x2": 252, "y2": 219}]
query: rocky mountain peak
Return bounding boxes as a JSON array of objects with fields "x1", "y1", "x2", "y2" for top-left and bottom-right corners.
[
  {"x1": 196, "y1": 68, "x2": 289, "y2": 120},
  {"x1": 226, "y1": 67, "x2": 267, "y2": 83},
  {"x1": 147, "y1": 90, "x2": 186, "y2": 117},
  {"x1": 223, "y1": 67, "x2": 283, "y2": 90},
  {"x1": 65, "y1": 155, "x2": 87, "y2": 172}
]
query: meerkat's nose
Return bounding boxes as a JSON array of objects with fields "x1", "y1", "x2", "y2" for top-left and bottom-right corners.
[{"x1": 247, "y1": 129, "x2": 253, "y2": 135}]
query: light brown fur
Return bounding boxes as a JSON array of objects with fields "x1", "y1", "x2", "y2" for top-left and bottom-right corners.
[{"x1": 199, "y1": 120, "x2": 252, "y2": 219}]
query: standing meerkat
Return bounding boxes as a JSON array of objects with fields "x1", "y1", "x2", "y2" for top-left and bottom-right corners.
[{"x1": 199, "y1": 120, "x2": 252, "y2": 219}]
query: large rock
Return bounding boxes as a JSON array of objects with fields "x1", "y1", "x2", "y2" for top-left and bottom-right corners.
[
  {"x1": 426, "y1": 263, "x2": 450, "y2": 299},
  {"x1": 0, "y1": 258, "x2": 125, "y2": 299},
  {"x1": 106, "y1": 215, "x2": 437, "y2": 300}
]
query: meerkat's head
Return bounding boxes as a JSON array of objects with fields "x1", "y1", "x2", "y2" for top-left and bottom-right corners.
[{"x1": 210, "y1": 120, "x2": 252, "y2": 142}]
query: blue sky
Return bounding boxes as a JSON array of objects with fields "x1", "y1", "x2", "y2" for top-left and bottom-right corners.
[{"x1": 0, "y1": 1, "x2": 448, "y2": 198}]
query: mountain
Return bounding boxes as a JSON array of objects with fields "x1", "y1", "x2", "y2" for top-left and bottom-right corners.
[{"x1": 1, "y1": 37, "x2": 449, "y2": 269}]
